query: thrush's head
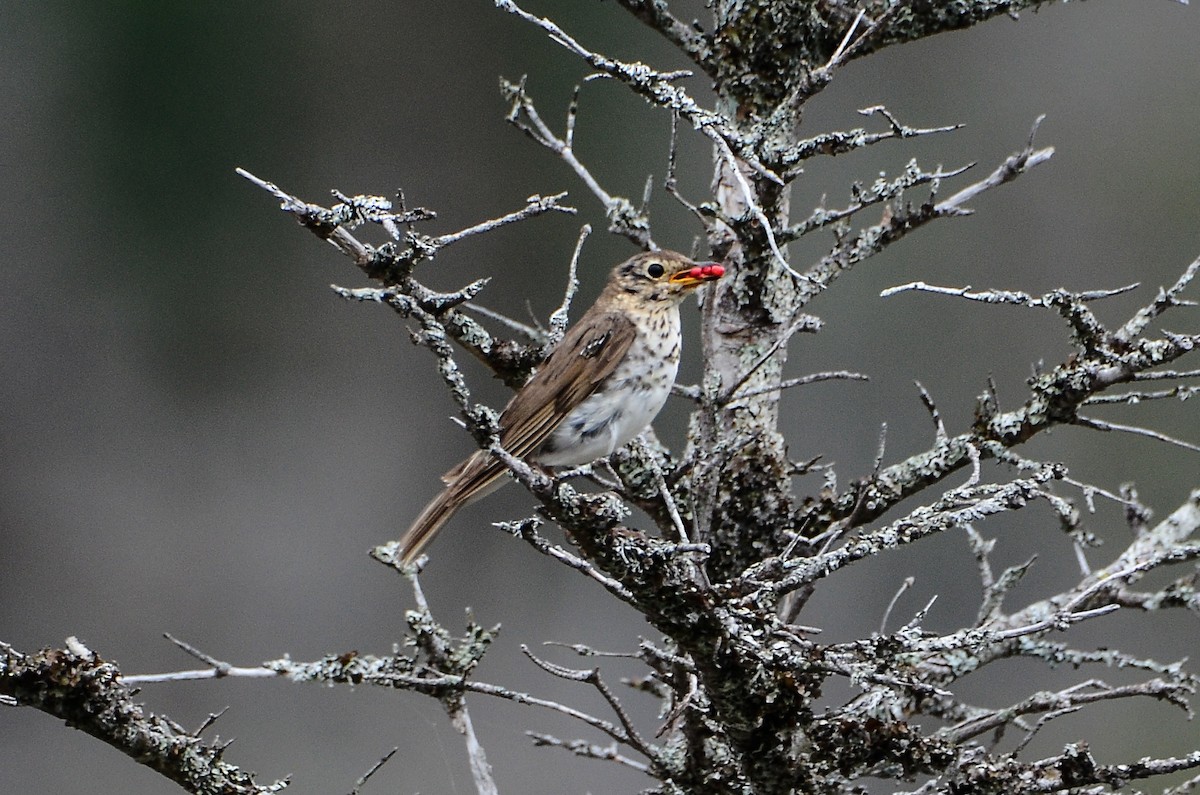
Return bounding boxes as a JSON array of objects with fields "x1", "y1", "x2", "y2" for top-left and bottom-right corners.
[{"x1": 607, "y1": 251, "x2": 725, "y2": 306}]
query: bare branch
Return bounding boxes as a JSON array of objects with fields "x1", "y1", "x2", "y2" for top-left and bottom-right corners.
[
  {"x1": 1085, "y1": 384, "x2": 1200, "y2": 404},
  {"x1": 434, "y1": 193, "x2": 575, "y2": 247},
  {"x1": 941, "y1": 677, "x2": 1194, "y2": 745},
  {"x1": 239, "y1": 167, "x2": 574, "y2": 277},
  {"x1": 630, "y1": 436, "x2": 690, "y2": 542},
  {"x1": 1136, "y1": 368, "x2": 1200, "y2": 381},
  {"x1": 240, "y1": 167, "x2": 575, "y2": 384},
  {"x1": 792, "y1": 126, "x2": 1055, "y2": 309},
  {"x1": 450, "y1": 702, "x2": 498, "y2": 795},
  {"x1": 495, "y1": 0, "x2": 781, "y2": 185},
  {"x1": 611, "y1": 0, "x2": 714, "y2": 73},
  {"x1": 501, "y1": 79, "x2": 653, "y2": 247},
  {"x1": 932, "y1": 117, "x2": 1054, "y2": 214},
  {"x1": 494, "y1": 517, "x2": 638, "y2": 603},
  {"x1": 777, "y1": 106, "x2": 963, "y2": 176},
  {"x1": 709, "y1": 130, "x2": 795, "y2": 276},
  {"x1": 1074, "y1": 414, "x2": 1200, "y2": 454},
  {"x1": 347, "y1": 748, "x2": 398, "y2": 795},
  {"x1": 795, "y1": 250, "x2": 1200, "y2": 542},
  {"x1": 548, "y1": 224, "x2": 590, "y2": 338},
  {"x1": 527, "y1": 731, "x2": 651, "y2": 773},
  {"x1": 459, "y1": 301, "x2": 547, "y2": 342},
  {"x1": 721, "y1": 314, "x2": 823, "y2": 403},
  {"x1": 879, "y1": 280, "x2": 1139, "y2": 304},
  {"x1": 520, "y1": 645, "x2": 660, "y2": 764},
  {"x1": 783, "y1": 160, "x2": 971, "y2": 242},
  {"x1": 725, "y1": 370, "x2": 869, "y2": 405},
  {"x1": 747, "y1": 463, "x2": 1064, "y2": 599},
  {"x1": 880, "y1": 576, "x2": 915, "y2": 635},
  {"x1": 1116, "y1": 253, "x2": 1200, "y2": 343}
]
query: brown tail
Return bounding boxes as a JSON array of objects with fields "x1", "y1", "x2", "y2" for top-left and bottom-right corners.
[{"x1": 397, "y1": 451, "x2": 506, "y2": 565}]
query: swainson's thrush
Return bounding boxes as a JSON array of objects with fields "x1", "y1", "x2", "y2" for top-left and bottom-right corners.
[{"x1": 398, "y1": 250, "x2": 724, "y2": 564}]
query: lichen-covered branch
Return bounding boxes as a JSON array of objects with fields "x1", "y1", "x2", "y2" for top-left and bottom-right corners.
[
  {"x1": 613, "y1": 0, "x2": 717, "y2": 74},
  {"x1": 236, "y1": 3, "x2": 1199, "y2": 791},
  {"x1": 495, "y1": 0, "x2": 782, "y2": 185},
  {"x1": 238, "y1": 168, "x2": 576, "y2": 387},
  {"x1": 791, "y1": 265, "x2": 1198, "y2": 553},
  {"x1": 0, "y1": 639, "x2": 288, "y2": 795},
  {"x1": 15, "y1": 3, "x2": 1199, "y2": 794},
  {"x1": 776, "y1": 105, "x2": 962, "y2": 177}
]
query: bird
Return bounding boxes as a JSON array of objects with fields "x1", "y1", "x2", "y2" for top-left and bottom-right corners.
[{"x1": 397, "y1": 250, "x2": 725, "y2": 565}]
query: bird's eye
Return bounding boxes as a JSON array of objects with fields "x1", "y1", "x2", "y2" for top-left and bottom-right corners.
[{"x1": 646, "y1": 262, "x2": 665, "y2": 278}]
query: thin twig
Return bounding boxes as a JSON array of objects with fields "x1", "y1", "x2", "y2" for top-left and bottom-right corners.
[
  {"x1": 783, "y1": 162, "x2": 972, "y2": 242},
  {"x1": 1116, "y1": 253, "x2": 1200, "y2": 342},
  {"x1": 122, "y1": 635, "x2": 277, "y2": 684},
  {"x1": 1085, "y1": 385, "x2": 1200, "y2": 405},
  {"x1": 778, "y1": 105, "x2": 963, "y2": 173},
  {"x1": 880, "y1": 281, "x2": 1139, "y2": 304},
  {"x1": 520, "y1": 646, "x2": 659, "y2": 763},
  {"x1": 1074, "y1": 415, "x2": 1200, "y2": 454},
  {"x1": 709, "y1": 131, "x2": 798, "y2": 279},
  {"x1": 502, "y1": 78, "x2": 653, "y2": 247},
  {"x1": 726, "y1": 370, "x2": 869, "y2": 404},
  {"x1": 496, "y1": 1, "x2": 781, "y2": 184},
  {"x1": 880, "y1": 577, "x2": 915, "y2": 635},
  {"x1": 992, "y1": 604, "x2": 1121, "y2": 640},
  {"x1": 497, "y1": 518, "x2": 638, "y2": 603},
  {"x1": 611, "y1": 0, "x2": 714, "y2": 73},
  {"x1": 460, "y1": 302, "x2": 547, "y2": 341},
  {"x1": 665, "y1": 112, "x2": 708, "y2": 225},
  {"x1": 721, "y1": 315, "x2": 822, "y2": 403},
  {"x1": 527, "y1": 731, "x2": 651, "y2": 773},
  {"x1": 192, "y1": 707, "x2": 230, "y2": 738},
  {"x1": 914, "y1": 380, "x2": 948, "y2": 443},
  {"x1": 634, "y1": 437, "x2": 689, "y2": 542},
  {"x1": 433, "y1": 191, "x2": 574, "y2": 247},
  {"x1": 932, "y1": 116, "x2": 1054, "y2": 214},
  {"x1": 549, "y1": 225, "x2": 590, "y2": 338},
  {"x1": 451, "y1": 702, "x2": 499, "y2": 795},
  {"x1": 1135, "y1": 368, "x2": 1200, "y2": 381},
  {"x1": 121, "y1": 666, "x2": 279, "y2": 684},
  {"x1": 347, "y1": 747, "x2": 399, "y2": 795},
  {"x1": 826, "y1": 10, "x2": 867, "y2": 68}
]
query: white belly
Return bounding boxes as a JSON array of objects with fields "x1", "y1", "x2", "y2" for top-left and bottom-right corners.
[{"x1": 536, "y1": 310, "x2": 680, "y2": 467}]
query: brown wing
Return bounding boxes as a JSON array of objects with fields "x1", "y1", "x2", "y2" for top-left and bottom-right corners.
[
  {"x1": 397, "y1": 309, "x2": 636, "y2": 565},
  {"x1": 497, "y1": 309, "x2": 637, "y2": 458}
]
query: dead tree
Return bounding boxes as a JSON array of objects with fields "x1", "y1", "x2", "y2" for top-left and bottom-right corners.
[{"x1": 4, "y1": 2, "x2": 1199, "y2": 793}]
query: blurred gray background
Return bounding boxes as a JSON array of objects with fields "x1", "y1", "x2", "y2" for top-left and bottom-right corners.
[{"x1": 3, "y1": 2, "x2": 1199, "y2": 793}]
